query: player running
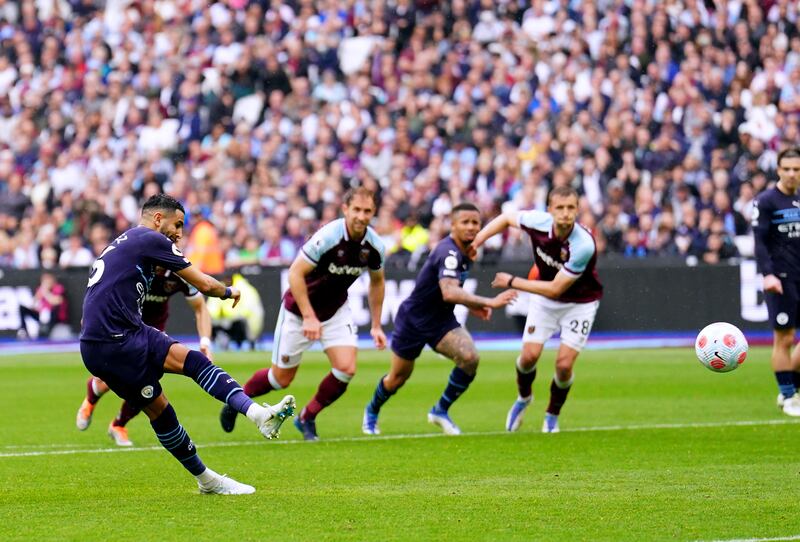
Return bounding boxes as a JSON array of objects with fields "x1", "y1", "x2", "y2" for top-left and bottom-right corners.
[
  {"x1": 80, "y1": 194, "x2": 295, "y2": 495},
  {"x1": 220, "y1": 187, "x2": 387, "y2": 441},
  {"x1": 363, "y1": 202, "x2": 517, "y2": 435},
  {"x1": 752, "y1": 147, "x2": 800, "y2": 416},
  {"x1": 76, "y1": 264, "x2": 214, "y2": 447},
  {"x1": 471, "y1": 186, "x2": 603, "y2": 433}
]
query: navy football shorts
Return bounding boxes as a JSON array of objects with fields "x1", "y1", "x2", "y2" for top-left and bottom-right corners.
[
  {"x1": 80, "y1": 325, "x2": 178, "y2": 408},
  {"x1": 765, "y1": 278, "x2": 800, "y2": 330},
  {"x1": 390, "y1": 317, "x2": 461, "y2": 361}
]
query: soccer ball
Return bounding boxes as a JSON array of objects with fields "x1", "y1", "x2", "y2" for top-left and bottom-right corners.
[{"x1": 695, "y1": 322, "x2": 748, "y2": 373}]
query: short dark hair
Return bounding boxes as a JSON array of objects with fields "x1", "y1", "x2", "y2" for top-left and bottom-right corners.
[
  {"x1": 142, "y1": 194, "x2": 185, "y2": 216},
  {"x1": 343, "y1": 187, "x2": 378, "y2": 208},
  {"x1": 547, "y1": 185, "x2": 579, "y2": 204},
  {"x1": 451, "y1": 202, "x2": 480, "y2": 216},
  {"x1": 777, "y1": 147, "x2": 800, "y2": 166}
]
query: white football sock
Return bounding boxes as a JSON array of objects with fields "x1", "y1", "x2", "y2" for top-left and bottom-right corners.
[{"x1": 195, "y1": 468, "x2": 219, "y2": 487}]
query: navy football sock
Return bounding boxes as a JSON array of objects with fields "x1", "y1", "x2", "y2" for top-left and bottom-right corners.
[
  {"x1": 793, "y1": 371, "x2": 800, "y2": 391},
  {"x1": 775, "y1": 371, "x2": 796, "y2": 398},
  {"x1": 183, "y1": 350, "x2": 254, "y2": 414},
  {"x1": 151, "y1": 404, "x2": 206, "y2": 476},
  {"x1": 367, "y1": 376, "x2": 396, "y2": 414},
  {"x1": 436, "y1": 367, "x2": 475, "y2": 412}
]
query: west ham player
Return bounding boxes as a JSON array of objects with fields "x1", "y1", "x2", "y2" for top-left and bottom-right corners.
[
  {"x1": 752, "y1": 147, "x2": 800, "y2": 416},
  {"x1": 363, "y1": 203, "x2": 517, "y2": 435},
  {"x1": 220, "y1": 187, "x2": 387, "y2": 441},
  {"x1": 471, "y1": 186, "x2": 603, "y2": 433},
  {"x1": 76, "y1": 265, "x2": 214, "y2": 447},
  {"x1": 80, "y1": 194, "x2": 295, "y2": 495}
]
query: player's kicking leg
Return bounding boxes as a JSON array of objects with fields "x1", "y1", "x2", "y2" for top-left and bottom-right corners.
[
  {"x1": 165, "y1": 344, "x2": 296, "y2": 440},
  {"x1": 143, "y1": 393, "x2": 255, "y2": 495},
  {"x1": 220, "y1": 365, "x2": 293, "y2": 433},
  {"x1": 506, "y1": 343, "x2": 543, "y2": 432},
  {"x1": 427, "y1": 328, "x2": 480, "y2": 436},
  {"x1": 76, "y1": 376, "x2": 109, "y2": 430},
  {"x1": 295, "y1": 346, "x2": 356, "y2": 441},
  {"x1": 363, "y1": 354, "x2": 415, "y2": 435}
]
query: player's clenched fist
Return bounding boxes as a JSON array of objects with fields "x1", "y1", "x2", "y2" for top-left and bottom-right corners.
[{"x1": 491, "y1": 272, "x2": 513, "y2": 289}]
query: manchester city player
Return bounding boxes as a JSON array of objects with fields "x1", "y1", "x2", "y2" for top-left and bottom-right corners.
[
  {"x1": 753, "y1": 147, "x2": 800, "y2": 416},
  {"x1": 221, "y1": 187, "x2": 387, "y2": 441},
  {"x1": 80, "y1": 194, "x2": 295, "y2": 495},
  {"x1": 472, "y1": 186, "x2": 603, "y2": 434},
  {"x1": 76, "y1": 264, "x2": 214, "y2": 447},
  {"x1": 363, "y1": 202, "x2": 517, "y2": 436}
]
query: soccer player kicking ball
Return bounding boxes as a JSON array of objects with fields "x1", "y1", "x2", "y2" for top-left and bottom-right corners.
[
  {"x1": 80, "y1": 194, "x2": 295, "y2": 495},
  {"x1": 752, "y1": 147, "x2": 800, "y2": 416},
  {"x1": 220, "y1": 187, "x2": 387, "y2": 441},
  {"x1": 471, "y1": 186, "x2": 603, "y2": 433},
  {"x1": 76, "y1": 264, "x2": 215, "y2": 447},
  {"x1": 363, "y1": 203, "x2": 517, "y2": 436}
]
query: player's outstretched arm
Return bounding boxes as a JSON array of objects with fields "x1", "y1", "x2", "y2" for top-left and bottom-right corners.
[
  {"x1": 440, "y1": 277, "x2": 517, "y2": 310},
  {"x1": 176, "y1": 266, "x2": 241, "y2": 307},
  {"x1": 186, "y1": 294, "x2": 213, "y2": 359},
  {"x1": 287, "y1": 255, "x2": 321, "y2": 340},
  {"x1": 492, "y1": 271, "x2": 576, "y2": 300},
  {"x1": 367, "y1": 269, "x2": 387, "y2": 349},
  {"x1": 469, "y1": 211, "x2": 519, "y2": 259}
]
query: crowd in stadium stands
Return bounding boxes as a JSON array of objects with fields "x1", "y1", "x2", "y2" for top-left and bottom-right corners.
[{"x1": 0, "y1": 0, "x2": 795, "y2": 272}]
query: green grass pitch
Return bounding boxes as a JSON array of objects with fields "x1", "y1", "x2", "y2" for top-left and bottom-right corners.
[{"x1": 1, "y1": 346, "x2": 799, "y2": 541}]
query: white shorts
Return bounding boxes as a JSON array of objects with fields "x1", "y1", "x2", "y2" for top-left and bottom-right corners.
[
  {"x1": 522, "y1": 294, "x2": 600, "y2": 352},
  {"x1": 271, "y1": 304, "x2": 358, "y2": 368}
]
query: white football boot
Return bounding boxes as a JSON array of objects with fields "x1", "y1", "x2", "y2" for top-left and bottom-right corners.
[
  {"x1": 198, "y1": 474, "x2": 256, "y2": 495},
  {"x1": 427, "y1": 406, "x2": 461, "y2": 435},
  {"x1": 782, "y1": 394, "x2": 800, "y2": 417},
  {"x1": 254, "y1": 395, "x2": 296, "y2": 439}
]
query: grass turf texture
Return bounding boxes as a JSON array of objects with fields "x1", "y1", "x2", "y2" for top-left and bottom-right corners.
[{"x1": 1, "y1": 347, "x2": 799, "y2": 541}]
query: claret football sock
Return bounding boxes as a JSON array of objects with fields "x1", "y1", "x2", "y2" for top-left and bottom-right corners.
[
  {"x1": 183, "y1": 350, "x2": 254, "y2": 414},
  {"x1": 546, "y1": 374, "x2": 574, "y2": 416},
  {"x1": 112, "y1": 401, "x2": 140, "y2": 427},
  {"x1": 367, "y1": 375, "x2": 395, "y2": 414},
  {"x1": 775, "y1": 371, "x2": 796, "y2": 400},
  {"x1": 516, "y1": 357, "x2": 537, "y2": 400},
  {"x1": 243, "y1": 368, "x2": 281, "y2": 397},
  {"x1": 304, "y1": 370, "x2": 351, "y2": 421},
  {"x1": 87, "y1": 377, "x2": 106, "y2": 405},
  {"x1": 436, "y1": 366, "x2": 475, "y2": 412},
  {"x1": 151, "y1": 404, "x2": 206, "y2": 476}
]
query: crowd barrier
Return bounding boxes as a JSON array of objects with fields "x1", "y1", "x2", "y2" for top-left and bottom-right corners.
[{"x1": 0, "y1": 259, "x2": 772, "y2": 339}]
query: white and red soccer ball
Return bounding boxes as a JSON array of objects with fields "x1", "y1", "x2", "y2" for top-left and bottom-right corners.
[{"x1": 695, "y1": 322, "x2": 748, "y2": 373}]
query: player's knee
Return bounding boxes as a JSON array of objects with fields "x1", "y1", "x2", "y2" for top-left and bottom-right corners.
[
  {"x1": 554, "y1": 364, "x2": 573, "y2": 382},
  {"x1": 457, "y1": 350, "x2": 480, "y2": 375},
  {"x1": 386, "y1": 370, "x2": 410, "y2": 389},
  {"x1": 520, "y1": 346, "x2": 542, "y2": 367},
  {"x1": 271, "y1": 367, "x2": 297, "y2": 388}
]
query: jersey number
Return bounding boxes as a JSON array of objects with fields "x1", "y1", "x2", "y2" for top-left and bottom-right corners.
[
  {"x1": 87, "y1": 245, "x2": 116, "y2": 288},
  {"x1": 569, "y1": 319, "x2": 590, "y2": 336}
]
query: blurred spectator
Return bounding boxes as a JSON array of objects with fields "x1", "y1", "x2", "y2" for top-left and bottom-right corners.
[
  {"x1": 18, "y1": 271, "x2": 68, "y2": 340},
  {"x1": 186, "y1": 208, "x2": 225, "y2": 274},
  {"x1": 59, "y1": 234, "x2": 94, "y2": 268},
  {"x1": 0, "y1": 0, "x2": 793, "y2": 272}
]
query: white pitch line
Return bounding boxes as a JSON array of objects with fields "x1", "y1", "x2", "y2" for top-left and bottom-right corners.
[
  {"x1": 698, "y1": 536, "x2": 800, "y2": 542},
  {"x1": 1, "y1": 417, "x2": 798, "y2": 459}
]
